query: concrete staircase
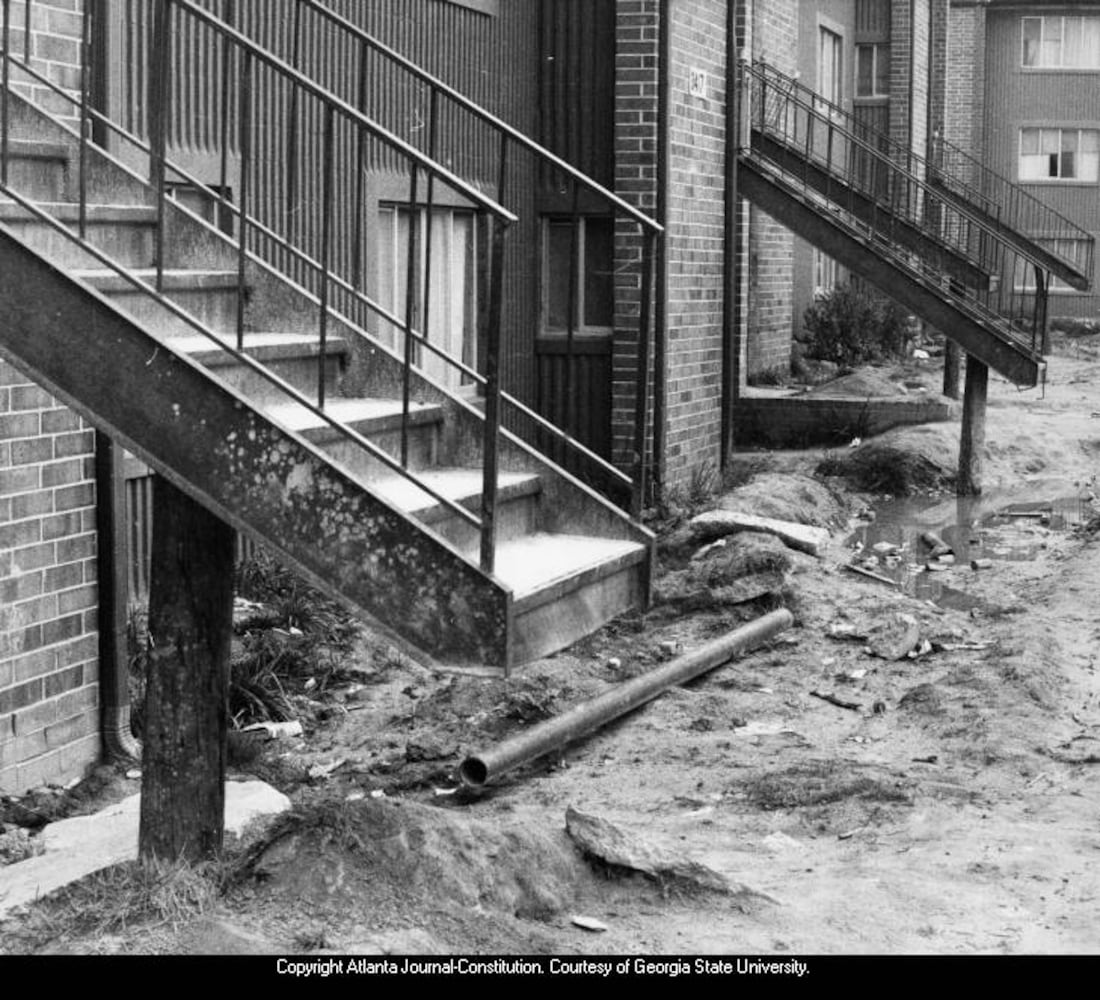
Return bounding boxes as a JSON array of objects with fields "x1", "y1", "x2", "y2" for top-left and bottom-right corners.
[{"x1": 0, "y1": 88, "x2": 653, "y2": 674}]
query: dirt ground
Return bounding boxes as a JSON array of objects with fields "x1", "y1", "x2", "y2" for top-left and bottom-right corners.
[{"x1": 2, "y1": 332, "x2": 1100, "y2": 958}]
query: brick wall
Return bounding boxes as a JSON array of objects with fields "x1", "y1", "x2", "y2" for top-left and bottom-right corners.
[
  {"x1": 612, "y1": 0, "x2": 661, "y2": 477},
  {"x1": 3, "y1": 0, "x2": 85, "y2": 124},
  {"x1": 942, "y1": 1, "x2": 985, "y2": 169},
  {"x1": 745, "y1": 0, "x2": 797, "y2": 379},
  {"x1": 0, "y1": 362, "x2": 100, "y2": 795},
  {"x1": 662, "y1": 0, "x2": 728, "y2": 488}
]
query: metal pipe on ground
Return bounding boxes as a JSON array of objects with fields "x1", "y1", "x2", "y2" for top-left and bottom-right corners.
[{"x1": 459, "y1": 608, "x2": 795, "y2": 789}]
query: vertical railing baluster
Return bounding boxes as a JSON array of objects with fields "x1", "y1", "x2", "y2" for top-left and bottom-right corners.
[
  {"x1": 21, "y1": 0, "x2": 27, "y2": 63},
  {"x1": 631, "y1": 227, "x2": 656, "y2": 519},
  {"x1": 480, "y1": 214, "x2": 507, "y2": 577},
  {"x1": 285, "y1": 0, "x2": 302, "y2": 245},
  {"x1": 351, "y1": 36, "x2": 368, "y2": 300},
  {"x1": 218, "y1": 0, "x2": 234, "y2": 221},
  {"x1": 565, "y1": 179, "x2": 580, "y2": 437},
  {"x1": 77, "y1": 0, "x2": 92, "y2": 240},
  {"x1": 150, "y1": 0, "x2": 172, "y2": 295},
  {"x1": 236, "y1": 47, "x2": 252, "y2": 352},
  {"x1": 400, "y1": 161, "x2": 420, "y2": 469},
  {"x1": 318, "y1": 104, "x2": 334, "y2": 410},
  {"x1": 421, "y1": 88, "x2": 439, "y2": 359},
  {"x1": 2, "y1": 0, "x2": 11, "y2": 190}
]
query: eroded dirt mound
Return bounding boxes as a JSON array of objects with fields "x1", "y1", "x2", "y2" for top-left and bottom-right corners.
[
  {"x1": 804, "y1": 367, "x2": 908, "y2": 398},
  {"x1": 717, "y1": 473, "x2": 849, "y2": 528},
  {"x1": 655, "y1": 532, "x2": 792, "y2": 609},
  {"x1": 246, "y1": 798, "x2": 589, "y2": 925},
  {"x1": 820, "y1": 425, "x2": 958, "y2": 494}
]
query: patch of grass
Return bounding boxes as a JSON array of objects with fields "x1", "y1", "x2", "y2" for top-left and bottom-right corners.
[
  {"x1": 744, "y1": 762, "x2": 911, "y2": 811},
  {"x1": 816, "y1": 446, "x2": 951, "y2": 495},
  {"x1": 802, "y1": 282, "x2": 911, "y2": 368},
  {"x1": 18, "y1": 859, "x2": 223, "y2": 943}
]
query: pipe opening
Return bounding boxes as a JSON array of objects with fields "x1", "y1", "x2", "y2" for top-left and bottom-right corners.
[{"x1": 459, "y1": 757, "x2": 488, "y2": 788}]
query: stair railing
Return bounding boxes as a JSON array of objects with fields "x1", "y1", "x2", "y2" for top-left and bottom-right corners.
[
  {"x1": 743, "y1": 58, "x2": 1055, "y2": 355},
  {"x1": 0, "y1": 0, "x2": 532, "y2": 575},
  {"x1": 752, "y1": 59, "x2": 1093, "y2": 293},
  {"x1": 222, "y1": 0, "x2": 662, "y2": 515}
]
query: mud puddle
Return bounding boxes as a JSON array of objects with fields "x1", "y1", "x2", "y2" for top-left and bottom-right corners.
[{"x1": 845, "y1": 486, "x2": 1095, "y2": 609}]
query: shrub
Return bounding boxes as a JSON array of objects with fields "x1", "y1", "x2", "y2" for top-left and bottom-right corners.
[{"x1": 802, "y1": 282, "x2": 911, "y2": 367}]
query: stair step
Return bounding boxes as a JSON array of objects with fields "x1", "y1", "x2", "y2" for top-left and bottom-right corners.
[
  {"x1": 500, "y1": 533, "x2": 650, "y2": 665},
  {"x1": 263, "y1": 397, "x2": 444, "y2": 472},
  {"x1": 73, "y1": 267, "x2": 240, "y2": 335},
  {"x1": 370, "y1": 466, "x2": 542, "y2": 550},
  {"x1": 0, "y1": 140, "x2": 69, "y2": 201},
  {"x1": 0, "y1": 202, "x2": 158, "y2": 268},
  {"x1": 170, "y1": 331, "x2": 349, "y2": 401}
]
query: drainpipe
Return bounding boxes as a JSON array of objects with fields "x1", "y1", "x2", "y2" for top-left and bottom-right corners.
[
  {"x1": 653, "y1": 0, "x2": 670, "y2": 506},
  {"x1": 96, "y1": 436, "x2": 141, "y2": 762},
  {"x1": 722, "y1": 0, "x2": 740, "y2": 464}
]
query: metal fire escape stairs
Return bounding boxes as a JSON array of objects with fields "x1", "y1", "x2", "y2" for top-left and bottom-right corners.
[
  {"x1": 738, "y1": 60, "x2": 1095, "y2": 387},
  {"x1": 0, "y1": 0, "x2": 661, "y2": 674}
]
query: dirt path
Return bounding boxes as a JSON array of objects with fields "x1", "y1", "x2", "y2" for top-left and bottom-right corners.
[{"x1": 3, "y1": 344, "x2": 1098, "y2": 957}]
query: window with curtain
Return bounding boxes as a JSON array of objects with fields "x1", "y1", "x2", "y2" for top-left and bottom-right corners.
[
  {"x1": 1022, "y1": 16, "x2": 1100, "y2": 69},
  {"x1": 1019, "y1": 128, "x2": 1100, "y2": 182}
]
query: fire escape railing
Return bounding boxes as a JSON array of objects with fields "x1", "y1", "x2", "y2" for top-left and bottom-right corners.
[
  {"x1": 744, "y1": 59, "x2": 1060, "y2": 356},
  {"x1": 0, "y1": 0, "x2": 659, "y2": 580},
  {"x1": 751, "y1": 60, "x2": 1093, "y2": 292}
]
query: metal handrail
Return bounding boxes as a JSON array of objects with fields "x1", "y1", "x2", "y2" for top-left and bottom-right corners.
[
  {"x1": 752, "y1": 59, "x2": 1094, "y2": 284},
  {"x1": 0, "y1": 179, "x2": 484, "y2": 533},
  {"x1": 297, "y1": 0, "x2": 662, "y2": 236},
  {"x1": 0, "y1": 2, "x2": 637, "y2": 496},
  {"x1": 744, "y1": 59, "x2": 1051, "y2": 355}
]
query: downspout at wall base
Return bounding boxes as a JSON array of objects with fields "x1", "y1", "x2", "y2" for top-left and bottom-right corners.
[
  {"x1": 653, "y1": 0, "x2": 671, "y2": 503},
  {"x1": 96, "y1": 436, "x2": 141, "y2": 763}
]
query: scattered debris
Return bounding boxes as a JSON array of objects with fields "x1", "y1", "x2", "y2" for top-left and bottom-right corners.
[
  {"x1": 307, "y1": 759, "x2": 347, "y2": 782},
  {"x1": 971, "y1": 559, "x2": 994, "y2": 571},
  {"x1": 243, "y1": 720, "x2": 304, "y2": 741},
  {"x1": 810, "y1": 690, "x2": 862, "y2": 712},
  {"x1": 844, "y1": 563, "x2": 899, "y2": 587},
  {"x1": 867, "y1": 614, "x2": 922, "y2": 661},
  {"x1": 571, "y1": 915, "x2": 609, "y2": 933}
]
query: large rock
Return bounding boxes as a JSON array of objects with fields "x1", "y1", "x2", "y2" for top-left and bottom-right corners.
[
  {"x1": 656, "y1": 532, "x2": 791, "y2": 608},
  {"x1": 691, "y1": 510, "x2": 831, "y2": 557}
]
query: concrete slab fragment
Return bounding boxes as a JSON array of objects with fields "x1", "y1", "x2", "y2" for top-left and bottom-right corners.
[
  {"x1": 0, "y1": 781, "x2": 290, "y2": 918},
  {"x1": 691, "y1": 510, "x2": 831, "y2": 557}
]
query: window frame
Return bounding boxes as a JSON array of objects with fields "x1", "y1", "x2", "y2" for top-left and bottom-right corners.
[
  {"x1": 1018, "y1": 126, "x2": 1100, "y2": 184},
  {"x1": 854, "y1": 42, "x2": 890, "y2": 99},
  {"x1": 1022, "y1": 15, "x2": 1100, "y2": 70},
  {"x1": 540, "y1": 215, "x2": 615, "y2": 338}
]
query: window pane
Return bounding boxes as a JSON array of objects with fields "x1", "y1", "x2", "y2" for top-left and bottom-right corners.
[
  {"x1": 1083, "y1": 18, "x2": 1100, "y2": 68},
  {"x1": 856, "y1": 45, "x2": 873, "y2": 97},
  {"x1": 1041, "y1": 17, "x2": 1064, "y2": 66},
  {"x1": 1040, "y1": 128, "x2": 1060, "y2": 154},
  {"x1": 876, "y1": 44, "x2": 890, "y2": 95},
  {"x1": 583, "y1": 217, "x2": 614, "y2": 328},
  {"x1": 1019, "y1": 153, "x2": 1045, "y2": 181},
  {"x1": 547, "y1": 221, "x2": 573, "y2": 329},
  {"x1": 1065, "y1": 17, "x2": 1084, "y2": 67},
  {"x1": 1020, "y1": 128, "x2": 1039, "y2": 155},
  {"x1": 1023, "y1": 17, "x2": 1041, "y2": 66},
  {"x1": 1062, "y1": 129, "x2": 1079, "y2": 178}
]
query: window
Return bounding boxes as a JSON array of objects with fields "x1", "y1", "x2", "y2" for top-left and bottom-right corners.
[
  {"x1": 1019, "y1": 128, "x2": 1100, "y2": 181},
  {"x1": 377, "y1": 205, "x2": 478, "y2": 389},
  {"x1": 542, "y1": 216, "x2": 614, "y2": 333},
  {"x1": 818, "y1": 27, "x2": 843, "y2": 105},
  {"x1": 1013, "y1": 239, "x2": 1092, "y2": 292},
  {"x1": 813, "y1": 250, "x2": 839, "y2": 296},
  {"x1": 1022, "y1": 16, "x2": 1100, "y2": 69},
  {"x1": 855, "y1": 43, "x2": 889, "y2": 98}
]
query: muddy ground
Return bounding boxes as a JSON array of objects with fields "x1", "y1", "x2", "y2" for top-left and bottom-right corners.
[{"x1": 2, "y1": 332, "x2": 1099, "y2": 957}]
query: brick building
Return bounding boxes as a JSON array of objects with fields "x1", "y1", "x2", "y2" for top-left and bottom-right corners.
[{"x1": 1, "y1": 1, "x2": 1079, "y2": 794}]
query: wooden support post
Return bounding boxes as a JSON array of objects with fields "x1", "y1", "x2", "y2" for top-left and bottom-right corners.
[
  {"x1": 942, "y1": 340, "x2": 961, "y2": 400},
  {"x1": 957, "y1": 355, "x2": 988, "y2": 497},
  {"x1": 139, "y1": 475, "x2": 235, "y2": 864}
]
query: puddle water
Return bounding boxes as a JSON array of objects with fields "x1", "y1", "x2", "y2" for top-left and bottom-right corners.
[{"x1": 846, "y1": 485, "x2": 1096, "y2": 610}]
